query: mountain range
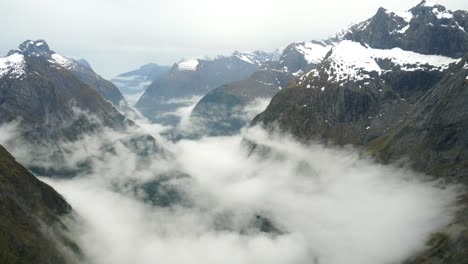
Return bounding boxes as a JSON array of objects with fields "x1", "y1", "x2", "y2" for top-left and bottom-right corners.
[
  {"x1": 135, "y1": 50, "x2": 281, "y2": 125},
  {"x1": 190, "y1": 41, "x2": 332, "y2": 136},
  {"x1": 0, "y1": 0, "x2": 467, "y2": 263}
]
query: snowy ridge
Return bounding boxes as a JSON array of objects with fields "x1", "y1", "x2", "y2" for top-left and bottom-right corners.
[
  {"x1": 50, "y1": 53, "x2": 77, "y2": 70},
  {"x1": 293, "y1": 42, "x2": 331, "y2": 64},
  {"x1": 306, "y1": 40, "x2": 459, "y2": 83},
  {"x1": 0, "y1": 53, "x2": 26, "y2": 79},
  {"x1": 177, "y1": 59, "x2": 199, "y2": 71},
  {"x1": 234, "y1": 50, "x2": 281, "y2": 65}
]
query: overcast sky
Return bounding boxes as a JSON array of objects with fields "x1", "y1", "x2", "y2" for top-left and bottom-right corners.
[{"x1": 1, "y1": 0, "x2": 467, "y2": 78}]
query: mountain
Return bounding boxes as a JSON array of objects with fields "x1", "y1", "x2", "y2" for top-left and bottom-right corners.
[
  {"x1": 253, "y1": 39, "x2": 458, "y2": 144},
  {"x1": 0, "y1": 40, "x2": 129, "y2": 140},
  {"x1": 251, "y1": 1, "x2": 468, "y2": 262},
  {"x1": 0, "y1": 144, "x2": 79, "y2": 264},
  {"x1": 253, "y1": 0, "x2": 467, "y2": 150},
  {"x1": 0, "y1": 40, "x2": 164, "y2": 176},
  {"x1": 111, "y1": 63, "x2": 170, "y2": 105},
  {"x1": 344, "y1": 0, "x2": 468, "y2": 57},
  {"x1": 8, "y1": 40, "x2": 126, "y2": 107},
  {"x1": 368, "y1": 55, "x2": 468, "y2": 182},
  {"x1": 135, "y1": 50, "x2": 280, "y2": 125},
  {"x1": 190, "y1": 41, "x2": 331, "y2": 136}
]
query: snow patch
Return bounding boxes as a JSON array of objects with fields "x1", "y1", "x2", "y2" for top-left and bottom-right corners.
[
  {"x1": 0, "y1": 53, "x2": 26, "y2": 79},
  {"x1": 315, "y1": 40, "x2": 459, "y2": 83},
  {"x1": 236, "y1": 54, "x2": 255, "y2": 64},
  {"x1": 177, "y1": 60, "x2": 199, "y2": 71},
  {"x1": 396, "y1": 11, "x2": 413, "y2": 23},
  {"x1": 397, "y1": 25, "x2": 410, "y2": 34},
  {"x1": 432, "y1": 8, "x2": 453, "y2": 20},
  {"x1": 295, "y1": 42, "x2": 331, "y2": 65},
  {"x1": 50, "y1": 53, "x2": 75, "y2": 69}
]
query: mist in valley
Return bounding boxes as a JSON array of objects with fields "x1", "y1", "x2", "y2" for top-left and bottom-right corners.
[{"x1": 0, "y1": 101, "x2": 457, "y2": 264}]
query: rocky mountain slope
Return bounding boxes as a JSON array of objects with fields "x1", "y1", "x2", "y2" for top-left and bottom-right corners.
[
  {"x1": 190, "y1": 41, "x2": 331, "y2": 136},
  {"x1": 135, "y1": 50, "x2": 280, "y2": 125},
  {"x1": 0, "y1": 144, "x2": 79, "y2": 264},
  {"x1": 344, "y1": 1, "x2": 468, "y2": 58},
  {"x1": 8, "y1": 40, "x2": 126, "y2": 107},
  {"x1": 251, "y1": 1, "x2": 468, "y2": 262},
  {"x1": 0, "y1": 40, "x2": 165, "y2": 176},
  {"x1": 111, "y1": 63, "x2": 170, "y2": 105}
]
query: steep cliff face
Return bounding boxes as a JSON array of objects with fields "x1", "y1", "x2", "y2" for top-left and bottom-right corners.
[
  {"x1": 368, "y1": 56, "x2": 468, "y2": 181},
  {"x1": 0, "y1": 144, "x2": 79, "y2": 264}
]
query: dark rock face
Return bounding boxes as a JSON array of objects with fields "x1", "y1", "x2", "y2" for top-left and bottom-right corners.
[
  {"x1": 0, "y1": 144, "x2": 79, "y2": 264},
  {"x1": 344, "y1": 1, "x2": 468, "y2": 57},
  {"x1": 135, "y1": 51, "x2": 279, "y2": 125},
  {"x1": 69, "y1": 65, "x2": 126, "y2": 107},
  {"x1": 369, "y1": 56, "x2": 468, "y2": 181}
]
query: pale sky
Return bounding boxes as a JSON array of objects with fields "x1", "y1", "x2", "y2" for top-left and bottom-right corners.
[{"x1": 1, "y1": 0, "x2": 467, "y2": 78}]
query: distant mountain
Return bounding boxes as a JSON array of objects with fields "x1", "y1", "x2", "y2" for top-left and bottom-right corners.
[
  {"x1": 251, "y1": 1, "x2": 468, "y2": 262},
  {"x1": 0, "y1": 144, "x2": 79, "y2": 263},
  {"x1": 111, "y1": 63, "x2": 170, "y2": 105},
  {"x1": 135, "y1": 50, "x2": 281, "y2": 125},
  {"x1": 189, "y1": 41, "x2": 331, "y2": 136},
  {"x1": 0, "y1": 40, "x2": 165, "y2": 176}
]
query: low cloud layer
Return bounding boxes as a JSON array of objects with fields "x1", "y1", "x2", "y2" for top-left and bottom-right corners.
[
  {"x1": 0, "y1": 102, "x2": 459, "y2": 264},
  {"x1": 30, "y1": 123, "x2": 458, "y2": 264}
]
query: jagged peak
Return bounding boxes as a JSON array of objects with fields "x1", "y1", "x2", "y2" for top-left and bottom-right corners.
[{"x1": 7, "y1": 39, "x2": 53, "y2": 57}]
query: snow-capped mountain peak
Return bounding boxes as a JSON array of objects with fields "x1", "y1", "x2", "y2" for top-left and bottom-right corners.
[{"x1": 5, "y1": 40, "x2": 88, "y2": 73}]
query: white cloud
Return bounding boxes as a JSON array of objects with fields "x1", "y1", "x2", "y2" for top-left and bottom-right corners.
[{"x1": 33, "y1": 124, "x2": 458, "y2": 264}]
